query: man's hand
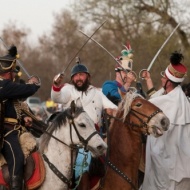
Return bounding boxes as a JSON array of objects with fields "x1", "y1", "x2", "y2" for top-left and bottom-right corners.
[
  {"x1": 24, "y1": 116, "x2": 33, "y2": 127},
  {"x1": 53, "y1": 73, "x2": 64, "y2": 87},
  {"x1": 124, "y1": 71, "x2": 136, "y2": 90},
  {"x1": 28, "y1": 76, "x2": 41, "y2": 86},
  {"x1": 141, "y1": 70, "x2": 151, "y2": 81},
  {"x1": 105, "y1": 108, "x2": 117, "y2": 117}
]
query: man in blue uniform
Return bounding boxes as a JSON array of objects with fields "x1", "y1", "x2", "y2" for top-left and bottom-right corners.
[
  {"x1": 102, "y1": 44, "x2": 136, "y2": 105},
  {"x1": 0, "y1": 45, "x2": 41, "y2": 190}
]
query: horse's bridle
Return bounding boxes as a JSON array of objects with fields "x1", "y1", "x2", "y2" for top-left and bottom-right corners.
[
  {"x1": 68, "y1": 116, "x2": 99, "y2": 150},
  {"x1": 128, "y1": 107, "x2": 162, "y2": 134},
  {"x1": 101, "y1": 105, "x2": 162, "y2": 190},
  {"x1": 42, "y1": 113, "x2": 99, "y2": 188}
]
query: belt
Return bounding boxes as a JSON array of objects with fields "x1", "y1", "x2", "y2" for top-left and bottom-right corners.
[{"x1": 4, "y1": 118, "x2": 18, "y2": 124}]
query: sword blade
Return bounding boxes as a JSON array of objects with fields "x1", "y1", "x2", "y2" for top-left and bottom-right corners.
[
  {"x1": 78, "y1": 30, "x2": 124, "y2": 70},
  {"x1": 147, "y1": 23, "x2": 180, "y2": 71},
  {"x1": 79, "y1": 30, "x2": 138, "y2": 80},
  {"x1": 62, "y1": 20, "x2": 107, "y2": 73}
]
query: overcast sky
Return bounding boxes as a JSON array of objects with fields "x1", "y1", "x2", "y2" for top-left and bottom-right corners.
[
  {"x1": 0, "y1": 0, "x2": 189, "y2": 45},
  {"x1": 0, "y1": 0, "x2": 72, "y2": 43}
]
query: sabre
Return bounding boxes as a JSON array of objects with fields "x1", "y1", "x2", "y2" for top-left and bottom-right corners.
[
  {"x1": 0, "y1": 37, "x2": 31, "y2": 78},
  {"x1": 55, "y1": 20, "x2": 106, "y2": 77},
  {"x1": 54, "y1": 20, "x2": 107, "y2": 81},
  {"x1": 139, "y1": 23, "x2": 180, "y2": 79},
  {"x1": 78, "y1": 30, "x2": 138, "y2": 80},
  {"x1": 79, "y1": 30, "x2": 123, "y2": 68}
]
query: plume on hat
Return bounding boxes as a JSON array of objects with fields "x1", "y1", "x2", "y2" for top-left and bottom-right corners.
[
  {"x1": 8, "y1": 45, "x2": 18, "y2": 58},
  {"x1": 121, "y1": 42, "x2": 133, "y2": 59},
  {"x1": 115, "y1": 42, "x2": 134, "y2": 71},
  {"x1": 170, "y1": 51, "x2": 184, "y2": 65}
]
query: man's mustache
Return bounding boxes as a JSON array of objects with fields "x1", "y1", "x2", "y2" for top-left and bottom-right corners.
[{"x1": 76, "y1": 80, "x2": 83, "y2": 84}]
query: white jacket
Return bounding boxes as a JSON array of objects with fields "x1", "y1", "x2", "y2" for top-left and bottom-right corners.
[
  {"x1": 142, "y1": 85, "x2": 190, "y2": 190},
  {"x1": 51, "y1": 84, "x2": 117, "y2": 127}
]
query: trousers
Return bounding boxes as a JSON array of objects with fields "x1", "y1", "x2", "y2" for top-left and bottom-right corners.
[{"x1": 1, "y1": 127, "x2": 24, "y2": 177}]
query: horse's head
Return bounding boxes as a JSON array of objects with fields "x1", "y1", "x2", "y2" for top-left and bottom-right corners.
[
  {"x1": 120, "y1": 92, "x2": 170, "y2": 137},
  {"x1": 40, "y1": 99, "x2": 107, "y2": 157},
  {"x1": 66, "y1": 99, "x2": 107, "y2": 157}
]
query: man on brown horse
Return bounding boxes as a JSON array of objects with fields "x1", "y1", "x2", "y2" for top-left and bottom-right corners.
[
  {"x1": 142, "y1": 51, "x2": 190, "y2": 189},
  {"x1": 102, "y1": 43, "x2": 136, "y2": 105},
  {"x1": 102, "y1": 44, "x2": 146, "y2": 187}
]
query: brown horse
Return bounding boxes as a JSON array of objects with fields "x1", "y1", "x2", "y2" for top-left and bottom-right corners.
[{"x1": 99, "y1": 92, "x2": 170, "y2": 190}]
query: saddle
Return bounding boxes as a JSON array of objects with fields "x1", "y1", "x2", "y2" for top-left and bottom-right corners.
[{"x1": 0, "y1": 151, "x2": 45, "y2": 190}]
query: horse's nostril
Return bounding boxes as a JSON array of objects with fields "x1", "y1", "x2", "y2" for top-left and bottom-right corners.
[
  {"x1": 161, "y1": 118, "x2": 166, "y2": 126},
  {"x1": 97, "y1": 145, "x2": 103, "y2": 150},
  {"x1": 161, "y1": 117, "x2": 170, "y2": 130}
]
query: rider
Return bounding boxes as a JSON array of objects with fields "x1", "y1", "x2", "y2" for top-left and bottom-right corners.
[
  {"x1": 102, "y1": 43, "x2": 145, "y2": 187},
  {"x1": 102, "y1": 43, "x2": 136, "y2": 105},
  {"x1": 0, "y1": 45, "x2": 41, "y2": 190},
  {"x1": 51, "y1": 59, "x2": 117, "y2": 189},
  {"x1": 142, "y1": 51, "x2": 190, "y2": 190}
]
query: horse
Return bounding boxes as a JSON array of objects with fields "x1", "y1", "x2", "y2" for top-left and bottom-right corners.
[
  {"x1": 0, "y1": 99, "x2": 107, "y2": 190},
  {"x1": 99, "y1": 92, "x2": 170, "y2": 190}
]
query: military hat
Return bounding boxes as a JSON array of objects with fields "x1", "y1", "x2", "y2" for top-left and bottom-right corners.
[
  {"x1": 161, "y1": 51, "x2": 187, "y2": 83},
  {"x1": 0, "y1": 45, "x2": 19, "y2": 74},
  {"x1": 115, "y1": 43, "x2": 133, "y2": 72},
  {"x1": 71, "y1": 57, "x2": 90, "y2": 78}
]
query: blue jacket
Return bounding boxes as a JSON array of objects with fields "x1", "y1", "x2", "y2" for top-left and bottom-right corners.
[{"x1": 102, "y1": 80, "x2": 126, "y2": 105}]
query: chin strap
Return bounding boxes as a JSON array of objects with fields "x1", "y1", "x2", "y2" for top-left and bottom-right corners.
[{"x1": 163, "y1": 79, "x2": 170, "y2": 94}]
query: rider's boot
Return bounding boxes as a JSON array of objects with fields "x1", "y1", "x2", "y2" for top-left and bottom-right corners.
[{"x1": 9, "y1": 175, "x2": 24, "y2": 190}]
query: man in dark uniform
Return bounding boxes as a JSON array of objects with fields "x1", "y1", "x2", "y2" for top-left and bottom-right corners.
[{"x1": 0, "y1": 45, "x2": 41, "y2": 190}]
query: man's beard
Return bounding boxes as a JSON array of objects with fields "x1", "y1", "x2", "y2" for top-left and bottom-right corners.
[{"x1": 72, "y1": 78, "x2": 90, "y2": 92}]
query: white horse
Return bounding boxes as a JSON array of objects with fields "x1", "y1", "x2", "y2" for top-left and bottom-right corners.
[{"x1": 37, "y1": 100, "x2": 107, "y2": 190}]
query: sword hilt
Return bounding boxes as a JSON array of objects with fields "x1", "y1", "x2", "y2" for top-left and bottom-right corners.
[{"x1": 139, "y1": 69, "x2": 148, "y2": 80}]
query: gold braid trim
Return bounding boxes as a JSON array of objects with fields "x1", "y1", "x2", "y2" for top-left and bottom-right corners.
[
  {"x1": 21, "y1": 105, "x2": 48, "y2": 130},
  {"x1": 21, "y1": 104, "x2": 41, "y2": 122},
  {"x1": 13, "y1": 100, "x2": 22, "y2": 122}
]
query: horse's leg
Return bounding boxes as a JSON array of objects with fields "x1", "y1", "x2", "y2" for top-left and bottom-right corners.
[{"x1": 77, "y1": 172, "x2": 90, "y2": 190}]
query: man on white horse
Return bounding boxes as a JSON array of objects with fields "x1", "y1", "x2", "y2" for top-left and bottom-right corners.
[
  {"x1": 51, "y1": 59, "x2": 117, "y2": 189},
  {"x1": 142, "y1": 51, "x2": 190, "y2": 190}
]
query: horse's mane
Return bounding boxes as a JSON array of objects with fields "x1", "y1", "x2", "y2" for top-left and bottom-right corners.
[
  {"x1": 118, "y1": 91, "x2": 142, "y2": 121},
  {"x1": 39, "y1": 106, "x2": 83, "y2": 153}
]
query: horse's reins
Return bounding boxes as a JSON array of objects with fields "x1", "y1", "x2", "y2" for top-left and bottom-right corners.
[{"x1": 101, "y1": 106, "x2": 162, "y2": 190}]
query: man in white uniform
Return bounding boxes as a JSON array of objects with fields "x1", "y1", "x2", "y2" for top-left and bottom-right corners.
[
  {"x1": 51, "y1": 61, "x2": 117, "y2": 189},
  {"x1": 142, "y1": 51, "x2": 190, "y2": 190}
]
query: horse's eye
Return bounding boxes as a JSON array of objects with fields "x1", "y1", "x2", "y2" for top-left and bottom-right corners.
[
  {"x1": 136, "y1": 103, "x2": 142, "y2": 107},
  {"x1": 79, "y1": 124, "x2": 86, "y2": 128}
]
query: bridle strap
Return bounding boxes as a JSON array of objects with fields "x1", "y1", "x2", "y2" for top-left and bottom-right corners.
[
  {"x1": 107, "y1": 161, "x2": 138, "y2": 190},
  {"x1": 31, "y1": 124, "x2": 76, "y2": 149},
  {"x1": 131, "y1": 108, "x2": 162, "y2": 123},
  {"x1": 70, "y1": 119, "x2": 99, "y2": 149},
  {"x1": 43, "y1": 153, "x2": 72, "y2": 187}
]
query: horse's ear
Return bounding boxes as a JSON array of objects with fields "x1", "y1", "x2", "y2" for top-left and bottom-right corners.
[
  {"x1": 75, "y1": 98, "x2": 82, "y2": 108},
  {"x1": 70, "y1": 100, "x2": 76, "y2": 115}
]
